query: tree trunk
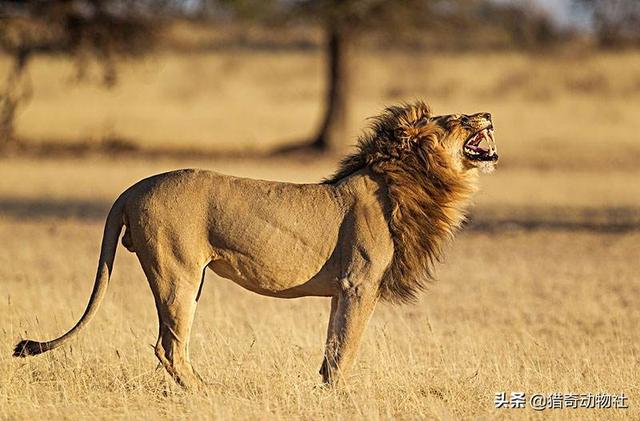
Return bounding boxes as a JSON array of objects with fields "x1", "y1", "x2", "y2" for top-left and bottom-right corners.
[
  {"x1": 0, "y1": 49, "x2": 32, "y2": 146},
  {"x1": 311, "y1": 24, "x2": 353, "y2": 152}
]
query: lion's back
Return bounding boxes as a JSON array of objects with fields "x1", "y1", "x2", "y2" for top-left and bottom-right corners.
[{"x1": 122, "y1": 169, "x2": 347, "y2": 288}]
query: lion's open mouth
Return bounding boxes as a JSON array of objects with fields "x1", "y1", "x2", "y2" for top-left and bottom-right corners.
[{"x1": 463, "y1": 126, "x2": 498, "y2": 161}]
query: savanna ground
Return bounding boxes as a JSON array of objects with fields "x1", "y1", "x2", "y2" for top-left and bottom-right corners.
[{"x1": 0, "y1": 48, "x2": 639, "y2": 419}]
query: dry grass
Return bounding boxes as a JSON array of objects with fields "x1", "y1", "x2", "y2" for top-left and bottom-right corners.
[
  {"x1": 1, "y1": 212, "x2": 638, "y2": 419},
  {"x1": 1, "y1": 156, "x2": 638, "y2": 420},
  {"x1": 2, "y1": 50, "x2": 640, "y2": 168},
  {"x1": 1, "y1": 48, "x2": 639, "y2": 419}
]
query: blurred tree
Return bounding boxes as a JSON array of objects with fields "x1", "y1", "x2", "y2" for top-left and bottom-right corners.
[
  {"x1": 303, "y1": 0, "x2": 357, "y2": 152},
  {"x1": 0, "y1": 0, "x2": 160, "y2": 145},
  {"x1": 294, "y1": 0, "x2": 445, "y2": 152},
  {"x1": 574, "y1": 0, "x2": 640, "y2": 47},
  {"x1": 198, "y1": 0, "x2": 361, "y2": 152}
]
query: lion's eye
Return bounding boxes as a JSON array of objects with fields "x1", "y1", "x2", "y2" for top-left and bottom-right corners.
[{"x1": 460, "y1": 116, "x2": 470, "y2": 125}]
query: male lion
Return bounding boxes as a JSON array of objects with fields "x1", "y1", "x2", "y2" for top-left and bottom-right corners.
[{"x1": 14, "y1": 101, "x2": 498, "y2": 389}]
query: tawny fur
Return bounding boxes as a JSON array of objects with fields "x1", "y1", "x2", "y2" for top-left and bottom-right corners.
[{"x1": 13, "y1": 101, "x2": 496, "y2": 389}]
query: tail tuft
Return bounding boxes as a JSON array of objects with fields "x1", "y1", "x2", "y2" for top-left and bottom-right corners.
[{"x1": 13, "y1": 340, "x2": 46, "y2": 357}]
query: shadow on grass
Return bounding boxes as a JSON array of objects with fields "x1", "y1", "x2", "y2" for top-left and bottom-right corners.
[
  {"x1": 1, "y1": 137, "x2": 335, "y2": 163},
  {"x1": 5, "y1": 137, "x2": 640, "y2": 171},
  {"x1": 1, "y1": 197, "x2": 639, "y2": 233},
  {"x1": 0, "y1": 197, "x2": 111, "y2": 220},
  {"x1": 468, "y1": 206, "x2": 640, "y2": 233}
]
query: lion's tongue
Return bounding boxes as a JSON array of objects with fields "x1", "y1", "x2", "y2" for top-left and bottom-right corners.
[{"x1": 470, "y1": 134, "x2": 488, "y2": 152}]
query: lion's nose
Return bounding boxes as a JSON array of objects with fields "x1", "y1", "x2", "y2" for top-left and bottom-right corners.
[{"x1": 481, "y1": 112, "x2": 492, "y2": 121}]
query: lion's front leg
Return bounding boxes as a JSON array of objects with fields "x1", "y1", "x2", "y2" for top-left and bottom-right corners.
[
  {"x1": 319, "y1": 295, "x2": 338, "y2": 380},
  {"x1": 320, "y1": 279, "x2": 379, "y2": 386}
]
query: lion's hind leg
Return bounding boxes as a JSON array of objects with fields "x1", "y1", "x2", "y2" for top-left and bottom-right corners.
[{"x1": 138, "y1": 255, "x2": 206, "y2": 390}]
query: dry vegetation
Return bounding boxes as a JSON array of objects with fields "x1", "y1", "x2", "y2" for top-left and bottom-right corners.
[
  {"x1": 2, "y1": 49, "x2": 640, "y2": 168},
  {"x1": 0, "y1": 48, "x2": 639, "y2": 419}
]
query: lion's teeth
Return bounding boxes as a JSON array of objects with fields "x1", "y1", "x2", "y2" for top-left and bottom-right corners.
[{"x1": 488, "y1": 130, "x2": 497, "y2": 154}]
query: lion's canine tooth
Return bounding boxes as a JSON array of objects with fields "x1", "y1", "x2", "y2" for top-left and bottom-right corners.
[{"x1": 488, "y1": 129, "x2": 497, "y2": 155}]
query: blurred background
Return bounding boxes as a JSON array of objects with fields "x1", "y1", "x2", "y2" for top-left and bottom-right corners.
[
  {"x1": 0, "y1": 0, "x2": 639, "y2": 225},
  {"x1": 1, "y1": 1, "x2": 639, "y2": 418}
]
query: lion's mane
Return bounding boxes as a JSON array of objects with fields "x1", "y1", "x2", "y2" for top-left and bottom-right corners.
[{"x1": 325, "y1": 101, "x2": 478, "y2": 303}]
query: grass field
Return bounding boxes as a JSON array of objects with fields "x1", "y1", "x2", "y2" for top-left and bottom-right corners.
[
  {"x1": 3, "y1": 49, "x2": 640, "y2": 168},
  {"x1": 1, "y1": 49, "x2": 639, "y2": 419}
]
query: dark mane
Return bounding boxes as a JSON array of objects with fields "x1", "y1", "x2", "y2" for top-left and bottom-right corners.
[{"x1": 324, "y1": 101, "x2": 478, "y2": 303}]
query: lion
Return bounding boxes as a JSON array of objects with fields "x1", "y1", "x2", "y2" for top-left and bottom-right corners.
[{"x1": 13, "y1": 101, "x2": 498, "y2": 389}]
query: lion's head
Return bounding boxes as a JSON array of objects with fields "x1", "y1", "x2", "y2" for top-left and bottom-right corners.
[
  {"x1": 326, "y1": 101, "x2": 498, "y2": 303},
  {"x1": 431, "y1": 111, "x2": 498, "y2": 174}
]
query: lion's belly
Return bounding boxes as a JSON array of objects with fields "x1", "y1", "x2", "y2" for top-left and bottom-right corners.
[
  {"x1": 207, "y1": 255, "x2": 337, "y2": 298},
  {"x1": 207, "y1": 212, "x2": 342, "y2": 296},
  {"x1": 205, "y1": 174, "x2": 345, "y2": 297}
]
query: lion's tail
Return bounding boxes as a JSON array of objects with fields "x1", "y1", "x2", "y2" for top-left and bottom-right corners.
[{"x1": 13, "y1": 193, "x2": 128, "y2": 358}]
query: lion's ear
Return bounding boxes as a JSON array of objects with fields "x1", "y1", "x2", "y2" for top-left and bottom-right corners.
[
  {"x1": 396, "y1": 127, "x2": 424, "y2": 149},
  {"x1": 413, "y1": 100, "x2": 433, "y2": 120},
  {"x1": 415, "y1": 116, "x2": 430, "y2": 127},
  {"x1": 414, "y1": 129, "x2": 442, "y2": 150}
]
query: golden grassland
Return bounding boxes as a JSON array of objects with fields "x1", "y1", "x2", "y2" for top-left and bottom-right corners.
[
  {"x1": 1, "y1": 204, "x2": 638, "y2": 420},
  {"x1": 1, "y1": 156, "x2": 638, "y2": 420},
  {"x1": 2, "y1": 49, "x2": 640, "y2": 168},
  {"x1": 0, "y1": 49, "x2": 639, "y2": 419}
]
